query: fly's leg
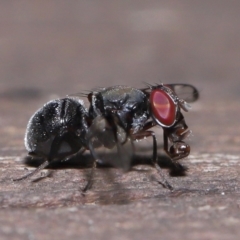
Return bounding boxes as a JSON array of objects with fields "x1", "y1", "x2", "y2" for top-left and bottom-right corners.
[
  {"x1": 82, "y1": 159, "x2": 97, "y2": 193},
  {"x1": 12, "y1": 135, "x2": 61, "y2": 181},
  {"x1": 13, "y1": 160, "x2": 50, "y2": 181},
  {"x1": 132, "y1": 130, "x2": 173, "y2": 190},
  {"x1": 163, "y1": 112, "x2": 191, "y2": 161},
  {"x1": 13, "y1": 134, "x2": 80, "y2": 181}
]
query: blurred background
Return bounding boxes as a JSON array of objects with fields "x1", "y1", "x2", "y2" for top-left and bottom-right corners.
[{"x1": 0, "y1": 0, "x2": 240, "y2": 155}]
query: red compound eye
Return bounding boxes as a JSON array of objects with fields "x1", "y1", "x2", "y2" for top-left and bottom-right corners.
[{"x1": 150, "y1": 89, "x2": 176, "y2": 126}]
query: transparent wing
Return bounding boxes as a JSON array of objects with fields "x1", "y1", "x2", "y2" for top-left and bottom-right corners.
[
  {"x1": 86, "y1": 115, "x2": 133, "y2": 171},
  {"x1": 165, "y1": 84, "x2": 199, "y2": 103}
]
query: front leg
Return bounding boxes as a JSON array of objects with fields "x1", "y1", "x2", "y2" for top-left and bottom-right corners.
[
  {"x1": 163, "y1": 113, "x2": 191, "y2": 161},
  {"x1": 163, "y1": 132, "x2": 190, "y2": 161}
]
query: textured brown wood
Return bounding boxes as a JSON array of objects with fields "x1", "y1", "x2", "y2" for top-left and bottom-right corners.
[{"x1": 1, "y1": 1, "x2": 240, "y2": 239}]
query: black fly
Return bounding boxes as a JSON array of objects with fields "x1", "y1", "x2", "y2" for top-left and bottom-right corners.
[{"x1": 14, "y1": 84, "x2": 199, "y2": 191}]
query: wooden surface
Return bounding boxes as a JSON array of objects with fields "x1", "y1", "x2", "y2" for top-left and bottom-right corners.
[{"x1": 0, "y1": 1, "x2": 240, "y2": 240}]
